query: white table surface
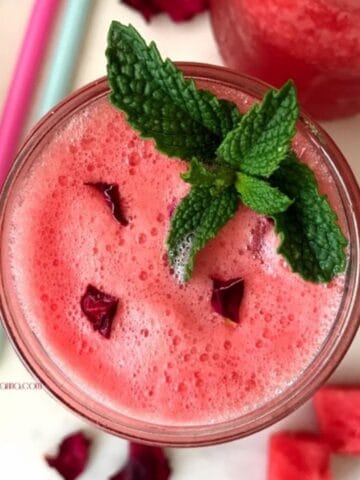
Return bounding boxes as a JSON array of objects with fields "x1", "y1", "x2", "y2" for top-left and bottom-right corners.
[{"x1": 0, "y1": 1, "x2": 360, "y2": 479}]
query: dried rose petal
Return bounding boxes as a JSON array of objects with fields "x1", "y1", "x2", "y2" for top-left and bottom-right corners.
[
  {"x1": 122, "y1": 0, "x2": 208, "y2": 22},
  {"x1": 80, "y1": 284, "x2": 119, "y2": 338},
  {"x1": 85, "y1": 182, "x2": 128, "y2": 226},
  {"x1": 211, "y1": 277, "x2": 244, "y2": 324},
  {"x1": 123, "y1": 0, "x2": 160, "y2": 21},
  {"x1": 110, "y1": 442, "x2": 171, "y2": 480},
  {"x1": 157, "y1": 0, "x2": 208, "y2": 21},
  {"x1": 45, "y1": 431, "x2": 91, "y2": 480}
]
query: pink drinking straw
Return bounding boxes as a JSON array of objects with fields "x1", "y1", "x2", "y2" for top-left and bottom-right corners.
[{"x1": 0, "y1": 0, "x2": 61, "y2": 188}]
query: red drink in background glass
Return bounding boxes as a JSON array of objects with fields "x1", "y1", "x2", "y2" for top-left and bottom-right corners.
[{"x1": 210, "y1": 0, "x2": 360, "y2": 119}]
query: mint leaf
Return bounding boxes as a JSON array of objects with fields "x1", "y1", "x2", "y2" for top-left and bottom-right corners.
[
  {"x1": 181, "y1": 158, "x2": 235, "y2": 194},
  {"x1": 167, "y1": 186, "x2": 239, "y2": 282},
  {"x1": 217, "y1": 81, "x2": 298, "y2": 177},
  {"x1": 271, "y1": 153, "x2": 347, "y2": 283},
  {"x1": 235, "y1": 172, "x2": 293, "y2": 215},
  {"x1": 106, "y1": 22, "x2": 241, "y2": 161}
]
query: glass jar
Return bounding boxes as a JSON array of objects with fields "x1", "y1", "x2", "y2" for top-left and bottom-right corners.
[{"x1": 0, "y1": 65, "x2": 359, "y2": 446}]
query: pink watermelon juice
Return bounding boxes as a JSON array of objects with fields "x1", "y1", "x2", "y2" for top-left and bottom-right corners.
[
  {"x1": 4, "y1": 77, "x2": 346, "y2": 426},
  {"x1": 210, "y1": 0, "x2": 360, "y2": 119}
]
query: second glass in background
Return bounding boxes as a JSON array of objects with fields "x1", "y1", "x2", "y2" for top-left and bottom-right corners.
[{"x1": 210, "y1": 0, "x2": 360, "y2": 119}]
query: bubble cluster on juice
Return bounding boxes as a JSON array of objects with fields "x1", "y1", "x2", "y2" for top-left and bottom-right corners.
[{"x1": 6, "y1": 82, "x2": 345, "y2": 424}]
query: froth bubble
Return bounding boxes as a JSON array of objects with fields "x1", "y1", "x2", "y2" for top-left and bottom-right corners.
[
  {"x1": 138, "y1": 233, "x2": 147, "y2": 244},
  {"x1": 172, "y1": 233, "x2": 194, "y2": 282},
  {"x1": 128, "y1": 153, "x2": 140, "y2": 166},
  {"x1": 177, "y1": 382, "x2": 187, "y2": 393}
]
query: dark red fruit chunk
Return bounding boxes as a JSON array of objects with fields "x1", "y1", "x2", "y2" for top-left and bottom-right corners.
[
  {"x1": 45, "y1": 431, "x2": 91, "y2": 480},
  {"x1": 85, "y1": 182, "x2": 128, "y2": 226},
  {"x1": 80, "y1": 284, "x2": 119, "y2": 338},
  {"x1": 211, "y1": 277, "x2": 244, "y2": 324},
  {"x1": 109, "y1": 442, "x2": 171, "y2": 480},
  {"x1": 122, "y1": 0, "x2": 208, "y2": 22},
  {"x1": 314, "y1": 385, "x2": 360, "y2": 454},
  {"x1": 268, "y1": 432, "x2": 331, "y2": 480}
]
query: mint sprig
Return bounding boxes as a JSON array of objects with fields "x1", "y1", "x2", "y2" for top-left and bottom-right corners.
[
  {"x1": 106, "y1": 22, "x2": 347, "y2": 284},
  {"x1": 106, "y1": 21, "x2": 241, "y2": 161},
  {"x1": 168, "y1": 80, "x2": 300, "y2": 278}
]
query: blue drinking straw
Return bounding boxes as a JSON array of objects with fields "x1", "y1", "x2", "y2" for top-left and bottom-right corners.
[{"x1": 36, "y1": 0, "x2": 95, "y2": 119}]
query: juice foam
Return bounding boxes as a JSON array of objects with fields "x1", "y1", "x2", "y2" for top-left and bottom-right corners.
[{"x1": 6, "y1": 82, "x2": 345, "y2": 424}]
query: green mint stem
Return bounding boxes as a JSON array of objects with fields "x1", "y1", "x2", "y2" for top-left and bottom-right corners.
[{"x1": 181, "y1": 158, "x2": 235, "y2": 194}]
